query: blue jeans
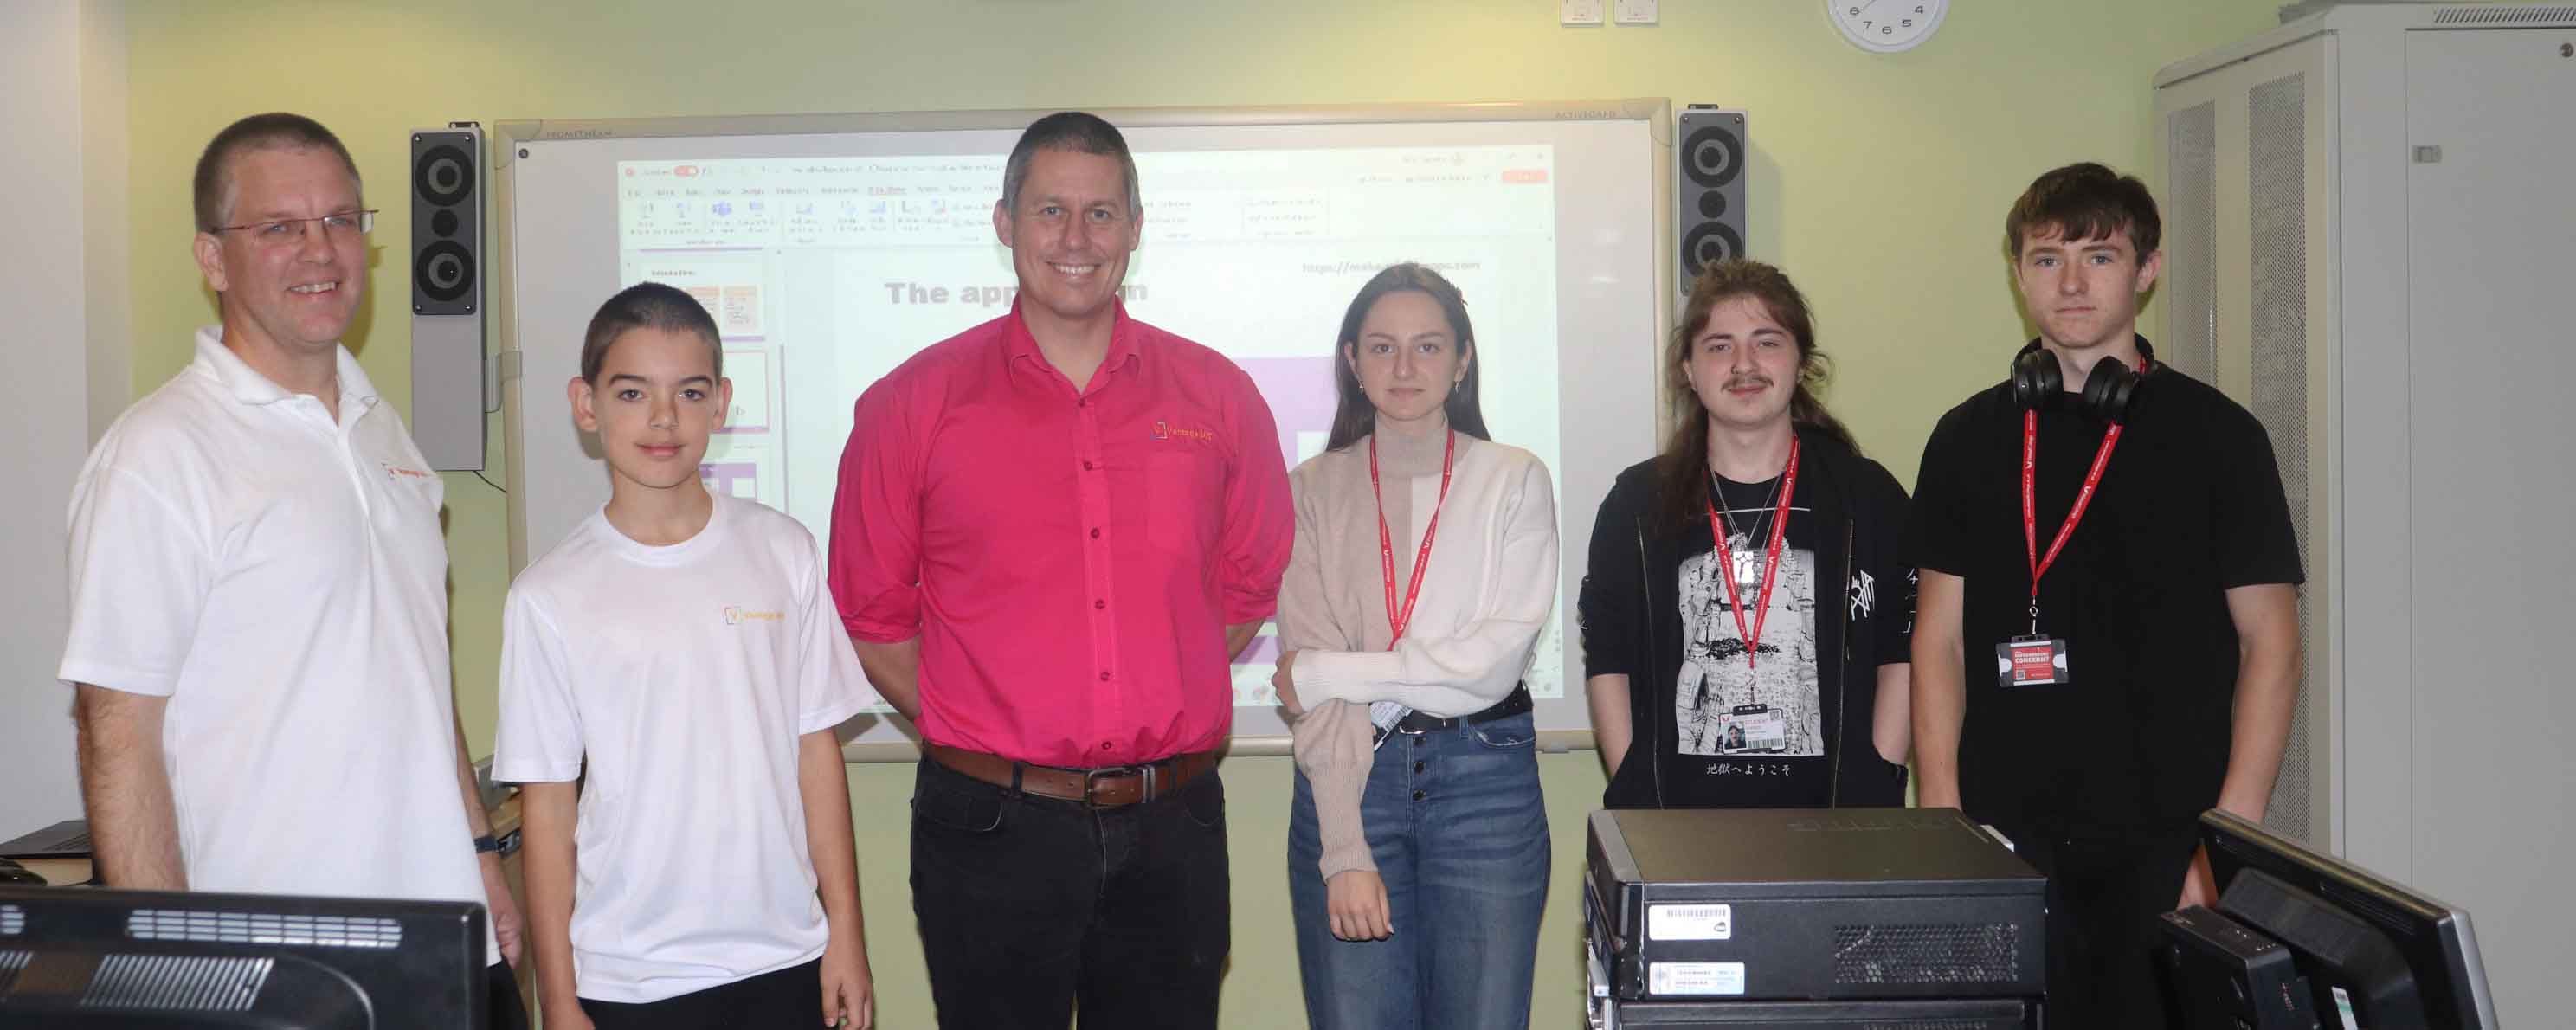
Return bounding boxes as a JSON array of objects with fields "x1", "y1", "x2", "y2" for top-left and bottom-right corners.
[{"x1": 1287, "y1": 711, "x2": 1550, "y2": 1030}]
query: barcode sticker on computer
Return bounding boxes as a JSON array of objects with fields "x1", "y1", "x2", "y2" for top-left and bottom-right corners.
[
  {"x1": 1648, "y1": 961, "x2": 1746, "y2": 995},
  {"x1": 1646, "y1": 904, "x2": 1732, "y2": 940},
  {"x1": 2330, "y1": 986, "x2": 2360, "y2": 1030}
]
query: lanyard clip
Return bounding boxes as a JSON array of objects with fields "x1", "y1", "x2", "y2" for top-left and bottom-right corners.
[{"x1": 2028, "y1": 598, "x2": 2041, "y2": 636}]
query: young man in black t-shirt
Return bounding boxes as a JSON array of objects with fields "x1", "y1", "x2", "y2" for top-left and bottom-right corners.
[
  {"x1": 1581, "y1": 260, "x2": 1915, "y2": 813},
  {"x1": 1904, "y1": 163, "x2": 2304, "y2": 1030}
]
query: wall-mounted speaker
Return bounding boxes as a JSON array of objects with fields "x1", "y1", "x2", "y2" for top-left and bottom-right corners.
[
  {"x1": 1676, "y1": 106, "x2": 1748, "y2": 287},
  {"x1": 410, "y1": 124, "x2": 486, "y2": 472}
]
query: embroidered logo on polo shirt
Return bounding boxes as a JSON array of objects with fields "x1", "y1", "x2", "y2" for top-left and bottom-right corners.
[
  {"x1": 381, "y1": 462, "x2": 435, "y2": 480},
  {"x1": 723, "y1": 606, "x2": 784, "y2": 625},
  {"x1": 1150, "y1": 419, "x2": 1214, "y2": 443}
]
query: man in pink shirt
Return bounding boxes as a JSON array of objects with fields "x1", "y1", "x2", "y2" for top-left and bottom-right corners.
[{"x1": 828, "y1": 112, "x2": 1291, "y2": 1029}]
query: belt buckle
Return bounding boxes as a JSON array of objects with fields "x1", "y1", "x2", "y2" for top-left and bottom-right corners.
[{"x1": 1081, "y1": 763, "x2": 1156, "y2": 808}]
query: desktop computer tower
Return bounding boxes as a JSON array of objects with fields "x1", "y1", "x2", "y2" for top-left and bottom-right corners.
[{"x1": 1585, "y1": 807, "x2": 2047, "y2": 1024}]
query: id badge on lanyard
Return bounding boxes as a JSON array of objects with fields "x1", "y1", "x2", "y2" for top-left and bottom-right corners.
[{"x1": 2002, "y1": 405, "x2": 2128, "y2": 689}]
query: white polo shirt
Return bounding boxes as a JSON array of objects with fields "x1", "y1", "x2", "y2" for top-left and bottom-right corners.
[
  {"x1": 494, "y1": 493, "x2": 870, "y2": 1003},
  {"x1": 59, "y1": 326, "x2": 495, "y2": 963}
]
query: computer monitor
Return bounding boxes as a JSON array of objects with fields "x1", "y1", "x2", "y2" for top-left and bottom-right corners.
[
  {"x1": 0, "y1": 885, "x2": 485, "y2": 1029},
  {"x1": 2199, "y1": 809, "x2": 2498, "y2": 1030}
]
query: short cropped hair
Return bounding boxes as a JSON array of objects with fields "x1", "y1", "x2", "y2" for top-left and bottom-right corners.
[
  {"x1": 1001, "y1": 112, "x2": 1142, "y2": 215},
  {"x1": 192, "y1": 113, "x2": 363, "y2": 231},
  {"x1": 2004, "y1": 162, "x2": 2161, "y2": 260},
  {"x1": 579, "y1": 282, "x2": 724, "y2": 383}
]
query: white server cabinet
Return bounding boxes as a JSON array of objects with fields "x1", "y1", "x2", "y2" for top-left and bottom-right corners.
[{"x1": 2154, "y1": 5, "x2": 2575, "y2": 1024}]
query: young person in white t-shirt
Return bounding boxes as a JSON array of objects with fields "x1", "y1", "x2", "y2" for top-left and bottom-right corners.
[{"x1": 496, "y1": 282, "x2": 875, "y2": 1030}]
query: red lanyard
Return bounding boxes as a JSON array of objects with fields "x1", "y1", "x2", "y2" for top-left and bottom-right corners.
[
  {"x1": 1703, "y1": 436, "x2": 1800, "y2": 671},
  {"x1": 2021, "y1": 400, "x2": 2135, "y2": 631},
  {"x1": 1370, "y1": 429, "x2": 1456, "y2": 647}
]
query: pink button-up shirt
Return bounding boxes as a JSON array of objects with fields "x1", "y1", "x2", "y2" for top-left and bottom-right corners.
[{"x1": 829, "y1": 303, "x2": 1292, "y2": 766}]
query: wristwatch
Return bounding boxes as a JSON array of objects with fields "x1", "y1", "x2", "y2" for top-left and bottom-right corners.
[{"x1": 472, "y1": 834, "x2": 502, "y2": 854}]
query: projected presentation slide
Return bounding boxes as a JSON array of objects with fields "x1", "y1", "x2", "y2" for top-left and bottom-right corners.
[{"x1": 614, "y1": 145, "x2": 1563, "y2": 710}]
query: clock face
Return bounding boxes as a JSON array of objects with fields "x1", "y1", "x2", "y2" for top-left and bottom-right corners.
[{"x1": 1828, "y1": 0, "x2": 1946, "y2": 54}]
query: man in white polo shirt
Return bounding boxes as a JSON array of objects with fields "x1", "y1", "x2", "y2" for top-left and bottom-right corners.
[{"x1": 57, "y1": 113, "x2": 528, "y2": 1029}]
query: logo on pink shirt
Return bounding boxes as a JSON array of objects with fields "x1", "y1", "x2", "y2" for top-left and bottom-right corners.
[{"x1": 1151, "y1": 419, "x2": 1215, "y2": 443}]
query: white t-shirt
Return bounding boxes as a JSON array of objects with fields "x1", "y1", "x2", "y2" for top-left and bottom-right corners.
[
  {"x1": 494, "y1": 492, "x2": 871, "y2": 1004},
  {"x1": 58, "y1": 327, "x2": 496, "y2": 963}
]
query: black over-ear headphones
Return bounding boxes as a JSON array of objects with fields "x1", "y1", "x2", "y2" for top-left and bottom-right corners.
[{"x1": 2010, "y1": 339, "x2": 2153, "y2": 423}]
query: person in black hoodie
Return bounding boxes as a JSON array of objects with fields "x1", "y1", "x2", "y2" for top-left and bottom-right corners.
[{"x1": 1579, "y1": 260, "x2": 1915, "y2": 810}]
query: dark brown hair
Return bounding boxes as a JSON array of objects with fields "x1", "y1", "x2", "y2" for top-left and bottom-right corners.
[
  {"x1": 2004, "y1": 162, "x2": 2161, "y2": 259},
  {"x1": 1001, "y1": 112, "x2": 1142, "y2": 215},
  {"x1": 1654, "y1": 260, "x2": 1856, "y2": 529},
  {"x1": 1324, "y1": 263, "x2": 1492, "y2": 451},
  {"x1": 192, "y1": 113, "x2": 362, "y2": 231},
  {"x1": 580, "y1": 282, "x2": 723, "y2": 383}
]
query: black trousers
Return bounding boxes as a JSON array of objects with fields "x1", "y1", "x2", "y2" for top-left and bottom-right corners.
[
  {"x1": 1989, "y1": 821, "x2": 2199, "y2": 1030},
  {"x1": 578, "y1": 957, "x2": 824, "y2": 1029},
  {"x1": 910, "y1": 756, "x2": 1230, "y2": 1029},
  {"x1": 486, "y1": 960, "x2": 529, "y2": 1030}
]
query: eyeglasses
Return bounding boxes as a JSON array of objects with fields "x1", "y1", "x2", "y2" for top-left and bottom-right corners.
[{"x1": 208, "y1": 209, "x2": 378, "y2": 244}]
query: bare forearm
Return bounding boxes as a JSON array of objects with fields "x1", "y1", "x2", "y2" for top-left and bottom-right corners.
[
  {"x1": 1909, "y1": 572, "x2": 1967, "y2": 809},
  {"x1": 1586, "y1": 674, "x2": 1633, "y2": 777},
  {"x1": 799, "y1": 730, "x2": 866, "y2": 936},
  {"x1": 451, "y1": 711, "x2": 493, "y2": 837},
  {"x1": 1225, "y1": 620, "x2": 1265, "y2": 660},
  {"x1": 519, "y1": 782, "x2": 582, "y2": 1010},
  {"x1": 75, "y1": 685, "x2": 185, "y2": 889},
  {"x1": 2218, "y1": 584, "x2": 2302, "y2": 821},
  {"x1": 851, "y1": 636, "x2": 922, "y2": 723},
  {"x1": 1873, "y1": 663, "x2": 1914, "y2": 767},
  {"x1": 1909, "y1": 660, "x2": 1964, "y2": 808}
]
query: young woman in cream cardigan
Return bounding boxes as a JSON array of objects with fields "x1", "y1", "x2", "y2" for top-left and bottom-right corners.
[{"x1": 1272, "y1": 263, "x2": 1558, "y2": 1029}]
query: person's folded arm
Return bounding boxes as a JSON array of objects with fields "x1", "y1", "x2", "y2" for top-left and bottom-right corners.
[{"x1": 1293, "y1": 459, "x2": 1558, "y2": 718}]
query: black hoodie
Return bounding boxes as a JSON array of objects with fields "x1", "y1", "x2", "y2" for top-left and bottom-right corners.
[{"x1": 1579, "y1": 424, "x2": 1916, "y2": 809}]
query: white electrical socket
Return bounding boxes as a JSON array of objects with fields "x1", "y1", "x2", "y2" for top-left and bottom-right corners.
[
  {"x1": 1561, "y1": 0, "x2": 1605, "y2": 26},
  {"x1": 1613, "y1": 0, "x2": 1658, "y2": 25}
]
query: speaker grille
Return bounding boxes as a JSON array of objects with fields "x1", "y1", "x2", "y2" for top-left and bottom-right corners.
[
  {"x1": 2166, "y1": 100, "x2": 2219, "y2": 383},
  {"x1": 80, "y1": 954, "x2": 271, "y2": 1012},
  {"x1": 1676, "y1": 109, "x2": 1748, "y2": 283},
  {"x1": 414, "y1": 144, "x2": 476, "y2": 208},
  {"x1": 126, "y1": 908, "x2": 403, "y2": 950},
  {"x1": 2248, "y1": 71, "x2": 2318, "y2": 848},
  {"x1": 1832, "y1": 924, "x2": 2020, "y2": 986}
]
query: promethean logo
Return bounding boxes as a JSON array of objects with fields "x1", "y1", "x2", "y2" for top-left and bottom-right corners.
[
  {"x1": 723, "y1": 607, "x2": 784, "y2": 625},
  {"x1": 1151, "y1": 420, "x2": 1214, "y2": 443}
]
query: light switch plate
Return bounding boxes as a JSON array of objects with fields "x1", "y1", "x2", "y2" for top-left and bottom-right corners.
[
  {"x1": 1613, "y1": 0, "x2": 1658, "y2": 25},
  {"x1": 1562, "y1": 0, "x2": 1605, "y2": 26}
]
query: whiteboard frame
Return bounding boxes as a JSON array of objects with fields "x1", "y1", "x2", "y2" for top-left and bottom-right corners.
[{"x1": 491, "y1": 100, "x2": 1674, "y2": 762}]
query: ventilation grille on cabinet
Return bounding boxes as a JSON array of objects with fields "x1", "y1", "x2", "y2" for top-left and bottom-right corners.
[
  {"x1": 2248, "y1": 72, "x2": 2320, "y2": 848},
  {"x1": 2167, "y1": 100, "x2": 2219, "y2": 383},
  {"x1": 2431, "y1": 6, "x2": 2576, "y2": 24}
]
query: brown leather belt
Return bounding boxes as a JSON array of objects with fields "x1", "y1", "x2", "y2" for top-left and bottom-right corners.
[{"x1": 924, "y1": 743, "x2": 1216, "y2": 808}]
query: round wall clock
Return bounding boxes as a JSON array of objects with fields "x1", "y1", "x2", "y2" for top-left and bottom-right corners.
[{"x1": 1829, "y1": 0, "x2": 1947, "y2": 54}]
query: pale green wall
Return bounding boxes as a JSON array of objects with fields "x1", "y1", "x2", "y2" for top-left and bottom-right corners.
[{"x1": 122, "y1": 1, "x2": 2276, "y2": 1025}]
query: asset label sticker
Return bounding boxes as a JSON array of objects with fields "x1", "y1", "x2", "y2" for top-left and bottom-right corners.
[
  {"x1": 1646, "y1": 903, "x2": 1733, "y2": 941},
  {"x1": 1648, "y1": 961, "x2": 1747, "y2": 996}
]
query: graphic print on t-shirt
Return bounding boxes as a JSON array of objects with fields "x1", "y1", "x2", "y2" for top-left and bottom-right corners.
[{"x1": 1674, "y1": 526, "x2": 1823, "y2": 757}]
